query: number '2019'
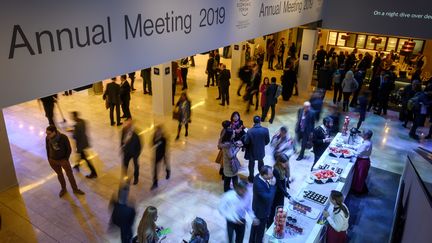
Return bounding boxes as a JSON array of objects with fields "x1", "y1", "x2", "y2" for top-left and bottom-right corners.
[{"x1": 199, "y1": 7, "x2": 225, "y2": 27}]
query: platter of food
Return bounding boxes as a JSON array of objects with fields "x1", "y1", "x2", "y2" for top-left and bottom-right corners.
[
  {"x1": 288, "y1": 202, "x2": 320, "y2": 219},
  {"x1": 328, "y1": 146, "x2": 354, "y2": 158},
  {"x1": 311, "y1": 170, "x2": 339, "y2": 184},
  {"x1": 317, "y1": 164, "x2": 344, "y2": 175},
  {"x1": 303, "y1": 190, "x2": 328, "y2": 205}
]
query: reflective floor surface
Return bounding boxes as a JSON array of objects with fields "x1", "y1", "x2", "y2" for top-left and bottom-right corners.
[{"x1": 1, "y1": 54, "x2": 431, "y2": 242}]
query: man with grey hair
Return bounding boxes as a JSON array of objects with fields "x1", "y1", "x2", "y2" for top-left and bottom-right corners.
[{"x1": 295, "y1": 101, "x2": 315, "y2": 161}]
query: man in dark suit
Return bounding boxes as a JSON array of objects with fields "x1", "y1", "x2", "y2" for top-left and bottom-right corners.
[
  {"x1": 120, "y1": 75, "x2": 132, "y2": 119},
  {"x1": 110, "y1": 183, "x2": 136, "y2": 243},
  {"x1": 121, "y1": 119, "x2": 142, "y2": 185},
  {"x1": 312, "y1": 116, "x2": 334, "y2": 169},
  {"x1": 141, "y1": 68, "x2": 152, "y2": 95},
  {"x1": 261, "y1": 77, "x2": 279, "y2": 124},
  {"x1": 219, "y1": 64, "x2": 231, "y2": 106},
  {"x1": 249, "y1": 165, "x2": 276, "y2": 243},
  {"x1": 244, "y1": 116, "x2": 270, "y2": 183},
  {"x1": 205, "y1": 53, "x2": 215, "y2": 87},
  {"x1": 128, "y1": 71, "x2": 136, "y2": 91},
  {"x1": 103, "y1": 77, "x2": 122, "y2": 126},
  {"x1": 295, "y1": 101, "x2": 315, "y2": 161}
]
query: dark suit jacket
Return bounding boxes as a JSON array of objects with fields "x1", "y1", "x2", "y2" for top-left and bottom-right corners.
[
  {"x1": 120, "y1": 81, "x2": 131, "y2": 102},
  {"x1": 252, "y1": 174, "x2": 276, "y2": 219},
  {"x1": 295, "y1": 108, "x2": 315, "y2": 135},
  {"x1": 72, "y1": 118, "x2": 89, "y2": 153},
  {"x1": 244, "y1": 124, "x2": 270, "y2": 161},
  {"x1": 104, "y1": 82, "x2": 121, "y2": 104},
  {"x1": 219, "y1": 69, "x2": 231, "y2": 89},
  {"x1": 312, "y1": 125, "x2": 330, "y2": 158},
  {"x1": 206, "y1": 57, "x2": 215, "y2": 73},
  {"x1": 121, "y1": 129, "x2": 142, "y2": 157},
  {"x1": 265, "y1": 83, "x2": 279, "y2": 106},
  {"x1": 111, "y1": 202, "x2": 136, "y2": 229}
]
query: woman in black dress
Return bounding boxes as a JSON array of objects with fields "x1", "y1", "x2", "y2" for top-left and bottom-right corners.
[
  {"x1": 269, "y1": 153, "x2": 292, "y2": 226},
  {"x1": 230, "y1": 111, "x2": 245, "y2": 141}
]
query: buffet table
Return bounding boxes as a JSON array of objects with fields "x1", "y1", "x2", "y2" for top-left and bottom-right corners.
[{"x1": 265, "y1": 133, "x2": 362, "y2": 243}]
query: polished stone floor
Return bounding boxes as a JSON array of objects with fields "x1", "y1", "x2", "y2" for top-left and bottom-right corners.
[{"x1": 0, "y1": 53, "x2": 431, "y2": 243}]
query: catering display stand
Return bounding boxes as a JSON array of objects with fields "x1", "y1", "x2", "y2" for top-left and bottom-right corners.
[{"x1": 265, "y1": 133, "x2": 362, "y2": 243}]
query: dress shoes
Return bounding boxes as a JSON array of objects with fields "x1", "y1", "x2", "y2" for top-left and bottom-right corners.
[
  {"x1": 59, "y1": 189, "x2": 67, "y2": 198},
  {"x1": 73, "y1": 189, "x2": 85, "y2": 195}
]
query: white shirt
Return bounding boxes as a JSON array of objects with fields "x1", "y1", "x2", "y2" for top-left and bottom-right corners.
[
  {"x1": 218, "y1": 189, "x2": 255, "y2": 223},
  {"x1": 355, "y1": 140, "x2": 372, "y2": 159},
  {"x1": 327, "y1": 203, "x2": 350, "y2": 232}
]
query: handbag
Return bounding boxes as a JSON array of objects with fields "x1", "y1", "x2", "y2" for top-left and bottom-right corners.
[
  {"x1": 215, "y1": 149, "x2": 223, "y2": 164},
  {"x1": 230, "y1": 157, "x2": 241, "y2": 174},
  {"x1": 172, "y1": 107, "x2": 180, "y2": 120}
]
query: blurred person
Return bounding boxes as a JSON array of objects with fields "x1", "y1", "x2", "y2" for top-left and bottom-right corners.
[
  {"x1": 184, "y1": 217, "x2": 210, "y2": 243},
  {"x1": 288, "y1": 43, "x2": 296, "y2": 58},
  {"x1": 341, "y1": 71, "x2": 358, "y2": 112},
  {"x1": 374, "y1": 74, "x2": 395, "y2": 116},
  {"x1": 350, "y1": 70, "x2": 366, "y2": 107},
  {"x1": 246, "y1": 64, "x2": 261, "y2": 113},
  {"x1": 328, "y1": 104, "x2": 341, "y2": 136},
  {"x1": 328, "y1": 52, "x2": 338, "y2": 72},
  {"x1": 261, "y1": 77, "x2": 280, "y2": 124},
  {"x1": 249, "y1": 165, "x2": 276, "y2": 243},
  {"x1": 281, "y1": 61, "x2": 297, "y2": 101},
  {"x1": 332, "y1": 66, "x2": 345, "y2": 104},
  {"x1": 120, "y1": 74, "x2": 132, "y2": 119},
  {"x1": 204, "y1": 52, "x2": 215, "y2": 87},
  {"x1": 315, "y1": 45, "x2": 327, "y2": 71},
  {"x1": 219, "y1": 128, "x2": 241, "y2": 192},
  {"x1": 310, "y1": 90, "x2": 324, "y2": 122},
  {"x1": 356, "y1": 91, "x2": 369, "y2": 129},
  {"x1": 151, "y1": 125, "x2": 170, "y2": 190},
  {"x1": 230, "y1": 112, "x2": 245, "y2": 142},
  {"x1": 295, "y1": 101, "x2": 315, "y2": 161},
  {"x1": 312, "y1": 117, "x2": 334, "y2": 168},
  {"x1": 244, "y1": 116, "x2": 270, "y2": 183},
  {"x1": 270, "y1": 126, "x2": 295, "y2": 159},
  {"x1": 121, "y1": 118, "x2": 142, "y2": 185},
  {"x1": 401, "y1": 80, "x2": 421, "y2": 126},
  {"x1": 337, "y1": 51, "x2": 345, "y2": 69},
  {"x1": 128, "y1": 71, "x2": 136, "y2": 91},
  {"x1": 175, "y1": 92, "x2": 192, "y2": 140},
  {"x1": 45, "y1": 125, "x2": 85, "y2": 197},
  {"x1": 219, "y1": 64, "x2": 231, "y2": 106},
  {"x1": 344, "y1": 48, "x2": 357, "y2": 70},
  {"x1": 409, "y1": 88, "x2": 432, "y2": 140},
  {"x1": 317, "y1": 63, "x2": 333, "y2": 96},
  {"x1": 70, "y1": 111, "x2": 97, "y2": 178},
  {"x1": 40, "y1": 94, "x2": 57, "y2": 126},
  {"x1": 259, "y1": 77, "x2": 270, "y2": 117},
  {"x1": 141, "y1": 68, "x2": 152, "y2": 95},
  {"x1": 103, "y1": 77, "x2": 122, "y2": 126},
  {"x1": 137, "y1": 206, "x2": 166, "y2": 243},
  {"x1": 268, "y1": 154, "x2": 292, "y2": 226},
  {"x1": 267, "y1": 39, "x2": 276, "y2": 70},
  {"x1": 171, "y1": 61, "x2": 178, "y2": 104},
  {"x1": 276, "y1": 38, "x2": 285, "y2": 69},
  {"x1": 110, "y1": 183, "x2": 136, "y2": 243},
  {"x1": 351, "y1": 129, "x2": 373, "y2": 194},
  {"x1": 372, "y1": 52, "x2": 384, "y2": 77},
  {"x1": 219, "y1": 180, "x2": 259, "y2": 243},
  {"x1": 180, "y1": 57, "x2": 189, "y2": 90},
  {"x1": 323, "y1": 190, "x2": 350, "y2": 243},
  {"x1": 237, "y1": 61, "x2": 253, "y2": 96},
  {"x1": 367, "y1": 71, "x2": 384, "y2": 112}
]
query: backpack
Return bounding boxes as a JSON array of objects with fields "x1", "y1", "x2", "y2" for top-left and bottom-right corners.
[{"x1": 407, "y1": 93, "x2": 422, "y2": 111}]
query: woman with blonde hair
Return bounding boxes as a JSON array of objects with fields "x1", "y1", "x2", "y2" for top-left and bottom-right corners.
[
  {"x1": 323, "y1": 190, "x2": 350, "y2": 243},
  {"x1": 137, "y1": 206, "x2": 165, "y2": 243},
  {"x1": 268, "y1": 154, "x2": 292, "y2": 225}
]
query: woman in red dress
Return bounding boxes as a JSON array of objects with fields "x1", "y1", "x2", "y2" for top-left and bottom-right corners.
[
  {"x1": 260, "y1": 77, "x2": 270, "y2": 117},
  {"x1": 351, "y1": 129, "x2": 373, "y2": 194},
  {"x1": 323, "y1": 190, "x2": 350, "y2": 243}
]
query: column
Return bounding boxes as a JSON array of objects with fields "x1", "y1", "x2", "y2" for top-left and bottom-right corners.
[
  {"x1": 152, "y1": 63, "x2": 173, "y2": 116},
  {"x1": 0, "y1": 110, "x2": 18, "y2": 192},
  {"x1": 231, "y1": 41, "x2": 246, "y2": 79},
  {"x1": 298, "y1": 29, "x2": 318, "y2": 94}
]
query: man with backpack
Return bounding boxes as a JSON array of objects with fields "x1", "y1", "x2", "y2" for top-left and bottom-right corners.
[
  {"x1": 409, "y1": 87, "x2": 432, "y2": 140},
  {"x1": 261, "y1": 77, "x2": 281, "y2": 124}
]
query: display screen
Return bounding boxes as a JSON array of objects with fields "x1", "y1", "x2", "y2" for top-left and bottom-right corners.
[{"x1": 322, "y1": 0, "x2": 432, "y2": 39}]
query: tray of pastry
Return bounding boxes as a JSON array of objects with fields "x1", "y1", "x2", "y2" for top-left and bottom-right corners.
[{"x1": 303, "y1": 190, "x2": 328, "y2": 205}]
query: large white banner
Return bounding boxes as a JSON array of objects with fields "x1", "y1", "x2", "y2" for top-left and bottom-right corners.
[{"x1": 0, "y1": 0, "x2": 322, "y2": 108}]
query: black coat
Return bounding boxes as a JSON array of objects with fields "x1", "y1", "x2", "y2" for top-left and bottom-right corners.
[
  {"x1": 121, "y1": 129, "x2": 142, "y2": 157},
  {"x1": 219, "y1": 69, "x2": 231, "y2": 89},
  {"x1": 317, "y1": 68, "x2": 333, "y2": 90},
  {"x1": 265, "y1": 83, "x2": 279, "y2": 106},
  {"x1": 252, "y1": 174, "x2": 276, "y2": 219},
  {"x1": 206, "y1": 57, "x2": 215, "y2": 73},
  {"x1": 295, "y1": 108, "x2": 315, "y2": 136},
  {"x1": 244, "y1": 124, "x2": 270, "y2": 161},
  {"x1": 312, "y1": 126, "x2": 330, "y2": 159},
  {"x1": 104, "y1": 82, "x2": 121, "y2": 104},
  {"x1": 72, "y1": 118, "x2": 89, "y2": 153},
  {"x1": 120, "y1": 81, "x2": 131, "y2": 102},
  {"x1": 111, "y1": 202, "x2": 136, "y2": 229},
  {"x1": 272, "y1": 169, "x2": 290, "y2": 209}
]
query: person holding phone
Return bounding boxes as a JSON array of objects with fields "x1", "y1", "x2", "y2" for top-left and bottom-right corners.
[{"x1": 137, "y1": 206, "x2": 166, "y2": 243}]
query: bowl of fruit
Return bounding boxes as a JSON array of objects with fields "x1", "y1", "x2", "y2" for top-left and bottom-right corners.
[{"x1": 311, "y1": 170, "x2": 339, "y2": 184}]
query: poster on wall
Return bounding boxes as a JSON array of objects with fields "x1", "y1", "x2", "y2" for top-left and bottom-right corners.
[
  {"x1": 0, "y1": 0, "x2": 322, "y2": 108},
  {"x1": 322, "y1": 0, "x2": 432, "y2": 39}
]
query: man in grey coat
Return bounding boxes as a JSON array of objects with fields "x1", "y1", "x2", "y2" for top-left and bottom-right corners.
[
  {"x1": 71, "y1": 111, "x2": 97, "y2": 178},
  {"x1": 244, "y1": 116, "x2": 270, "y2": 183}
]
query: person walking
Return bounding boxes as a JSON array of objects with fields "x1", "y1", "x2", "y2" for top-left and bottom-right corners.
[
  {"x1": 110, "y1": 183, "x2": 136, "y2": 243},
  {"x1": 120, "y1": 75, "x2": 132, "y2": 119},
  {"x1": 141, "y1": 68, "x2": 152, "y2": 95},
  {"x1": 151, "y1": 125, "x2": 170, "y2": 190},
  {"x1": 267, "y1": 39, "x2": 276, "y2": 71},
  {"x1": 205, "y1": 53, "x2": 215, "y2": 87},
  {"x1": 219, "y1": 128, "x2": 241, "y2": 192},
  {"x1": 367, "y1": 71, "x2": 383, "y2": 112},
  {"x1": 249, "y1": 165, "x2": 276, "y2": 243},
  {"x1": 128, "y1": 71, "x2": 136, "y2": 91},
  {"x1": 103, "y1": 77, "x2": 122, "y2": 126},
  {"x1": 281, "y1": 61, "x2": 297, "y2": 101},
  {"x1": 45, "y1": 125, "x2": 85, "y2": 197},
  {"x1": 332, "y1": 67, "x2": 344, "y2": 105},
  {"x1": 268, "y1": 154, "x2": 292, "y2": 226},
  {"x1": 276, "y1": 38, "x2": 285, "y2": 69},
  {"x1": 180, "y1": 57, "x2": 189, "y2": 90},
  {"x1": 121, "y1": 118, "x2": 142, "y2": 185},
  {"x1": 175, "y1": 92, "x2": 192, "y2": 140},
  {"x1": 261, "y1": 77, "x2": 280, "y2": 124},
  {"x1": 219, "y1": 64, "x2": 231, "y2": 106},
  {"x1": 70, "y1": 111, "x2": 97, "y2": 178},
  {"x1": 244, "y1": 116, "x2": 270, "y2": 183},
  {"x1": 374, "y1": 74, "x2": 395, "y2": 116},
  {"x1": 237, "y1": 62, "x2": 252, "y2": 97},
  {"x1": 341, "y1": 71, "x2": 358, "y2": 112},
  {"x1": 40, "y1": 94, "x2": 57, "y2": 126},
  {"x1": 271, "y1": 126, "x2": 295, "y2": 159},
  {"x1": 246, "y1": 64, "x2": 261, "y2": 113},
  {"x1": 356, "y1": 91, "x2": 369, "y2": 129},
  {"x1": 312, "y1": 116, "x2": 334, "y2": 169},
  {"x1": 259, "y1": 77, "x2": 270, "y2": 116},
  {"x1": 218, "y1": 181, "x2": 259, "y2": 243},
  {"x1": 295, "y1": 101, "x2": 315, "y2": 161},
  {"x1": 401, "y1": 80, "x2": 421, "y2": 126}
]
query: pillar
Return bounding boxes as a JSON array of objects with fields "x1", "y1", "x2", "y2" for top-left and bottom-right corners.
[
  {"x1": 152, "y1": 63, "x2": 173, "y2": 116},
  {"x1": 298, "y1": 29, "x2": 318, "y2": 94},
  {"x1": 231, "y1": 42, "x2": 246, "y2": 80},
  {"x1": 0, "y1": 110, "x2": 18, "y2": 192}
]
